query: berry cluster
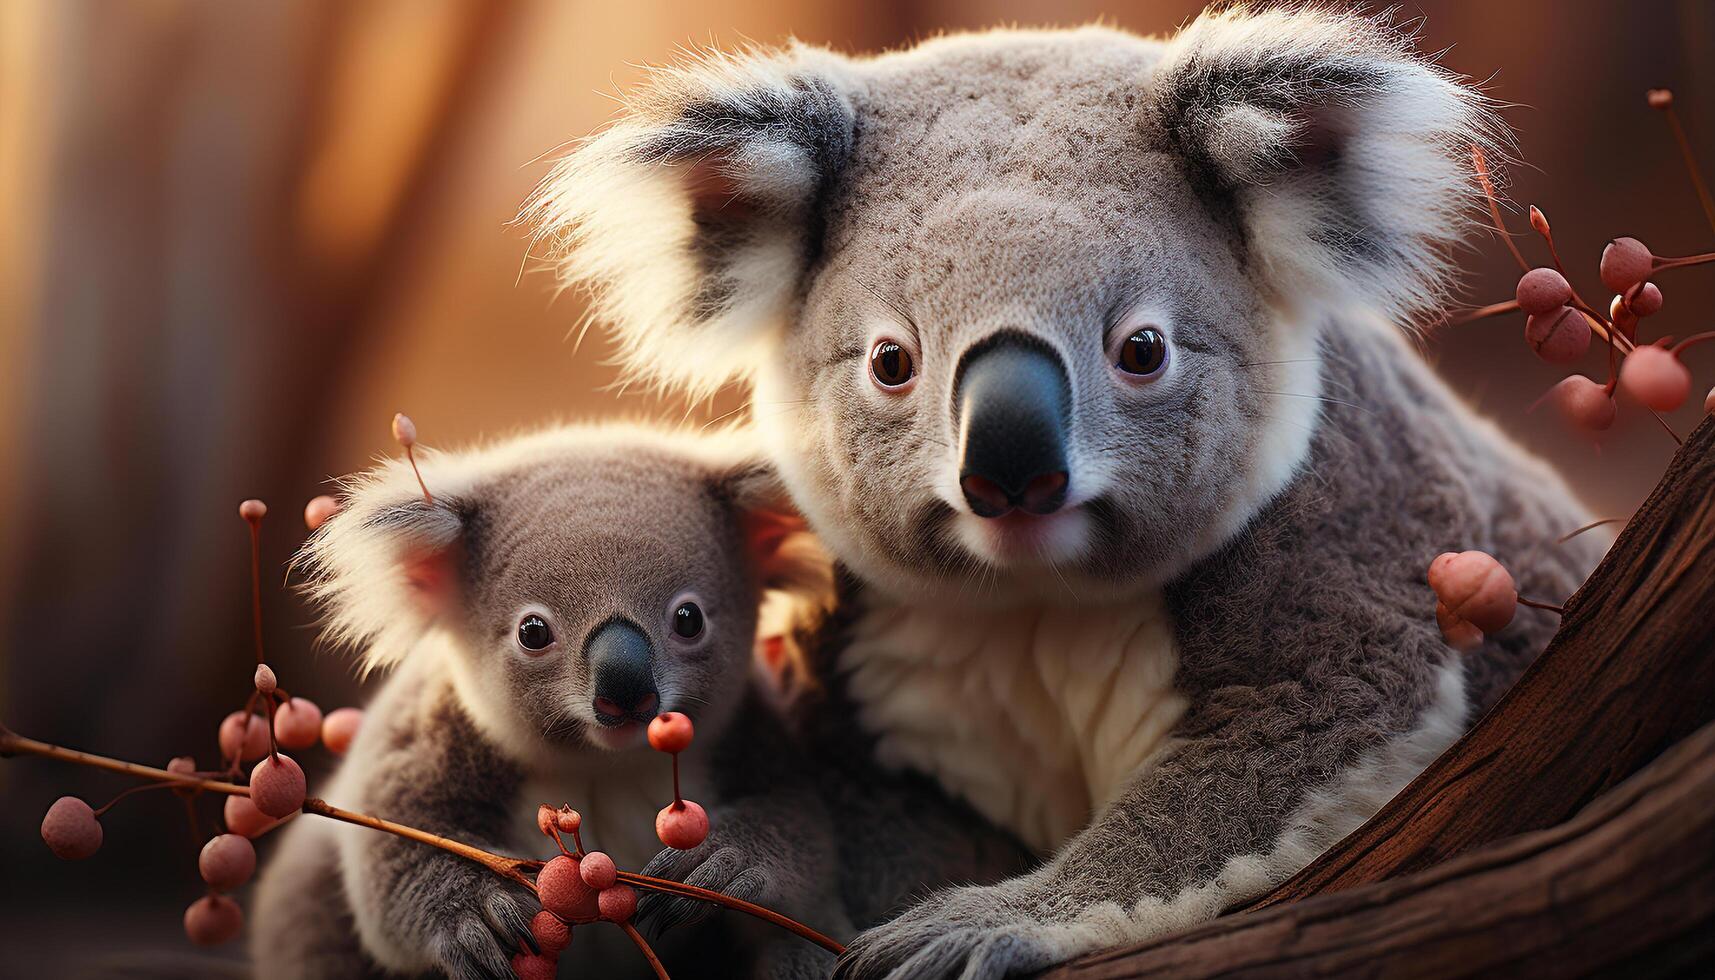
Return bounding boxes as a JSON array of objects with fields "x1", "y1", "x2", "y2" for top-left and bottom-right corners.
[{"x1": 1430, "y1": 89, "x2": 1714, "y2": 650}]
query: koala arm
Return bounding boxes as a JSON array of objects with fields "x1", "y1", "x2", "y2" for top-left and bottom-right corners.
[{"x1": 338, "y1": 672, "x2": 538, "y2": 980}]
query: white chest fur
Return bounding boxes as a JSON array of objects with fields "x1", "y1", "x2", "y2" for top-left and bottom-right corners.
[{"x1": 842, "y1": 592, "x2": 1187, "y2": 853}]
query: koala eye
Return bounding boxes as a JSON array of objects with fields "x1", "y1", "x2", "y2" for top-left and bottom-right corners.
[
  {"x1": 1115, "y1": 328, "x2": 1169, "y2": 378},
  {"x1": 672, "y1": 602, "x2": 705, "y2": 640},
  {"x1": 517, "y1": 615, "x2": 555, "y2": 652},
  {"x1": 869, "y1": 339, "x2": 915, "y2": 389}
]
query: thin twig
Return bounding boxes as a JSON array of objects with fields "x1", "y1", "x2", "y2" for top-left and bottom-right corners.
[{"x1": 620, "y1": 921, "x2": 671, "y2": 980}]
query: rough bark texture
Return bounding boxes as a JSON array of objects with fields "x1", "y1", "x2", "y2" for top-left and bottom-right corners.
[
  {"x1": 1046, "y1": 416, "x2": 1715, "y2": 976},
  {"x1": 1046, "y1": 719, "x2": 1715, "y2": 979}
]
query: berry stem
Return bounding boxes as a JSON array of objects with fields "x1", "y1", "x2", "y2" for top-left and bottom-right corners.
[
  {"x1": 1446, "y1": 299, "x2": 1519, "y2": 327},
  {"x1": 3, "y1": 727, "x2": 846, "y2": 954},
  {"x1": 619, "y1": 921, "x2": 671, "y2": 980},
  {"x1": 245, "y1": 513, "x2": 265, "y2": 666},
  {"x1": 672, "y1": 753, "x2": 682, "y2": 806},
  {"x1": 92, "y1": 779, "x2": 183, "y2": 817},
  {"x1": 1472, "y1": 147, "x2": 1530, "y2": 273},
  {"x1": 1517, "y1": 595, "x2": 1565, "y2": 615},
  {"x1": 1557, "y1": 517, "x2": 1625, "y2": 544},
  {"x1": 1669, "y1": 331, "x2": 1715, "y2": 356},
  {"x1": 1651, "y1": 251, "x2": 1715, "y2": 273},
  {"x1": 1654, "y1": 99, "x2": 1715, "y2": 235},
  {"x1": 405, "y1": 445, "x2": 434, "y2": 506}
]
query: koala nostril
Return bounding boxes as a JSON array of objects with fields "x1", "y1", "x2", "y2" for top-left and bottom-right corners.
[
  {"x1": 635, "y1": 692, "x2": 658, "y2": 716},
  {"x1": 1020, "y1": 471, "x2": 1069, "y2": 515},
  {"x1": 593, "y1": 697, "x2": 626, "y2": 719},
  {"x1": 960, "y1": 474, "x2": 1014, "y2": 518}
]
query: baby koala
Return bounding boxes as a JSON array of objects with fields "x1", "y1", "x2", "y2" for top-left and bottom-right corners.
[{"x1": 251, "y1": 424, "x2": 840, "y2": 979}]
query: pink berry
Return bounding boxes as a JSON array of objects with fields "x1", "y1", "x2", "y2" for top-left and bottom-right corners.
[
  {"x1": 167, "y1": 756, "x2": 197, "y2": 775},
  {"x1": 223, "y1": 794, "x2": 281, "y2": 839},
  {"x1": 1515, "y1": 268, "x2": 1571, "y2": 315},
  {"x1": 555, "y1": 807, "x2": 582, "y2": 834},
  {"x1": 1426, "y1": 551, "x2": 1517, "y2": 634},
  {"x1": 184, "y1": 894, "x2": 244, "y2": 946},
  {"x1": 579, "y1": 851, "x2": 618, "y2": 889},
  {"x1": 598, "y1": 884, "x2": 638, "y2": 923},
  {"x1": 655, "y1": 800, "x2": 709, "y2": 850},
  {"x1": 199, "y1": 833, "x2": 257, "y2": 890},
  {"x1": 512, "y1": 953, "x2": 558, "y2": 980},
  {"x1": 238, "y1": 499, "x2": 267, "y2": 522},
  {"x1": 1619, "y1": 345, "x2": 1692, "y2": 412},
  {"x1": 40, "y1": 796, "x2": 102, "y2": 860},
  {"x1": 1524, "y1": 307, "x2": 1590, "y2": 364},
  {"x1": 538, "y1": 855, "x2": 600, "y2": 923},
  {"x1": 1625, "y1": 281, "x2": 1664, "y2": 317},
  {"x1": 530, "y1": 909, "x2": 572, "y2": 955},
  {"x1": 249, "y1": 754, "x2": 306, "y2": 818},
  {"x1": 274, "y1": 697, "x2": 323, "y2": 750},
  {"x1": 648, "y1": 712, "x2": 694, "y2": 754},
  {"x1": 253, "y1": 664, "x2": 277, "y2": 695},
  {"x1": 1546, "y1": 375, "x2": 1617, "y2": 432},
  {"x1": 392, "y1": 413, "x2": 418, "y2": 447},
  {"x1": 1599, "y1": 237, "x2": 1652, "y2": 294},
  {"x1": 1435, "y1": 602, "x2": 1484, "y2": 653},
  {"x1": 1648, "y1": 88, "x2": 1674, "y2": 109},
  {"x1": 220, "y1": 711, "x2": 270, "y2": 762},
  {"x1": 536, "y1": 804, "x2": 557, "y2": 838},
  {"x1": 320, "y1": 707, "x2": 363, "y2": 756},
  {"x1": 304, "y1": 494, "x2": 341, "y2": 531}
]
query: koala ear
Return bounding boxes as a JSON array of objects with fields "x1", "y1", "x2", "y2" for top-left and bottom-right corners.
[
  {"x1": 716, "y1": 458, "x2": 833, "y2": 604},
  {"x1": 1149, "y1": 7, "x2": 1508, "y2": 322},
  {"x1": 296, "y1": 455, "x2": 470, "y2": 674},
  {"x1": 523, "y1": 43, "x2": 856, "y2": 398}
]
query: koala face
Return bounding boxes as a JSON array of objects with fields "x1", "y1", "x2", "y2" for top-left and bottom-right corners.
[
  {"x1": 527, "y1": 12, "x2": 1501, "y2": 601},
  {"x1": 302, "y1": 427, "x2": 823, "y2": 755}
]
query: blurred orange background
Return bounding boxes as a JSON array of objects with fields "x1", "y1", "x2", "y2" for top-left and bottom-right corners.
[{"x1": 1, "y1": 0, "x2": 1711, "y2": 972}]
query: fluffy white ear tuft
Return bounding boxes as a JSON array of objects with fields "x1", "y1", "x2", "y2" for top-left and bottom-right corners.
[
  {"x1": 522, "y1": 43, "x2": 855, "y2": 400},
  {"x1": 295, "y1": 453, "x2": 470, "y2": 675},
  {"x1": 1149, "y1": 6, "x2": 1511, "y2": 325}
]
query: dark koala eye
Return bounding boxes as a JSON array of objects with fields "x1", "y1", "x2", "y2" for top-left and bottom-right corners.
[
  {"x1": 672, "y1": 602, "x2": 705, "y2": 640},
  {"x1": 869, "y1": 339, "x2": 915, "y2": 389},
  {"x1": 517, "y1": 615, "x2": 554, "y2": 652},
  {"x1": 1116, "y1": 328, "x2": 1169, "y2": 378}
]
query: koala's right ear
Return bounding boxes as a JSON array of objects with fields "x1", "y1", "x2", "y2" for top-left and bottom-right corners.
[
  {"x1": 296, "y1": 456, "x2": 469, "y2": 674},
  {"x1": 522, "y1": 43, "x2": 856, "y2": 398}
]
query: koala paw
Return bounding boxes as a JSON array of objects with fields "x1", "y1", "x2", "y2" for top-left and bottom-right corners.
[
  {"x1": 634, "y1": 839, "x2": 774, "y2": 937},
  {"x1": 421, "y1": 876, "x2": 540, "y2": 980},
  {"x1": 832, "y1": 881, "x2": 1064, "y2": 980}
]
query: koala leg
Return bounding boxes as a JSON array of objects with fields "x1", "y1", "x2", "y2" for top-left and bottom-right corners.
[{"x1": 252, "y1": 817, "x2": 385, "y2": 980}]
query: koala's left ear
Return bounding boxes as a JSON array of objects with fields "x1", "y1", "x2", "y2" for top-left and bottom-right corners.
[
  {"x1": 524, "y1": 43, "x2": 856, "y2": 398},
  {"x1": 715, "y1": 458, "x2": 833, "y2": 604},
  {"x1": 1149, "y1": 8, "x2": 1508, "y2": 321}
]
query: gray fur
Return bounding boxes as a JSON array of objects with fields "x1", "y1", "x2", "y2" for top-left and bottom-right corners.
[{"x1": 526, "y1": 9, "x2": 1601, "y2": 979}]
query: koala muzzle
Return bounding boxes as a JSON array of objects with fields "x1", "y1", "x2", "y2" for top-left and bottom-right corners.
[
  {"x1": 585, "y1": 618, "x2": 659, "y2": 724},
  {"x1": 955, "y1": 334, "x2": 1072, "y2": 518}
]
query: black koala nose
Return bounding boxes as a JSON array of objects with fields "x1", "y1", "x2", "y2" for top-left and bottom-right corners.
[
  {"x1": 585, "y1": 618, "x2": 658, "y2": 724},
  {"x1": 954, "y1": 333, "x2": 1072, "y2": 518}
]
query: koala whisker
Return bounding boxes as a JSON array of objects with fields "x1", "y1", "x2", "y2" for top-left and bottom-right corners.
[{"x1": 1247, "y1": 388, "x2": 1378, "y2": 418}]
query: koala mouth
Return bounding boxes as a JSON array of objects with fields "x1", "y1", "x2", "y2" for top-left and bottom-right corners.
[{"x1": 955, "y1": 504, "x2": 1091, "y2": 568}]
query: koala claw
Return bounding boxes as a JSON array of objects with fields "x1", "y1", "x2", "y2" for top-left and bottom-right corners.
[
  {"x1": 833, "y1": 883, "x2": 1058, "y2": 980},
  {"x1": 425, "y1": 880, "x2": 539, "y2": 980},
  {"x1": 636, "y1": 843, "x2": 770, "y2": 937}
]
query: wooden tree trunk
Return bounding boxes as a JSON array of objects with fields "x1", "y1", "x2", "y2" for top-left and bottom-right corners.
[{"x1": 1047, "y1": 416, "x2": 1715, "y2": 975}]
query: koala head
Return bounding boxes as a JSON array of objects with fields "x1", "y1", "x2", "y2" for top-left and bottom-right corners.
[
  {"x1": 300, "y1": 425, "x2": 827, "y2": 758},
  {"x1": 525, "y1": 10, "x2": 1503, "y2": 603}
]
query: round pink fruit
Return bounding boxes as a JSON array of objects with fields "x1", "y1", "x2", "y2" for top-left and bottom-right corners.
[
  {"x1": 199, "y1": 833, "x2": 257, "y2": 890},
  {"x1": 219, "y1": 711, "x2": 270, "y2": 762},
  {"x1": 511, "y1": 953, "x2": 558, "y2": 980},
  {"x1": 223, "y1": 794, "x2": 281, "y2": 839},
  {"x1": 1426, "y1": 551, "x2": 1517, "y2": 634},
  {"x1": 1435, "y1": 602, "x2": 1484, "y2": 653},
  {"x1": 647, "y1": 712, "x2": 694, "y2": 754},
  {"x1": 655, "y1": 800, "x2": 709, "y2": 850},
  {"x1": 578, "y1": 851, "x2": 617, "y2": 890},
  {"x1": 1524, "y1": 307, "x2": 1590, "y2": 364},
  {"x1": 1546, "y1": 375, "x2": 1617, "y2": 433},
  {"x1": 1618, "y1": 345, "x2": 1692, "y2": 413},
  {"x1": 274, "y1": 697, "x2": 323, "y2": 750},
  {"x1": 41, "y1": 796, "x2": 102, "y2": 860},
  {"x1": 320, "y1": 707, "x2": 363, "y2": 756},
  {"x1": 303, "y1": 494, "x2": 341, "y2": 531},
  {"x1": 249, "y1": 754, "x2": 306, "y2": 819},
  {"x1": 1514, "y1": 268, "x2": 1572, "y2": 315},
  {"x1": 253, "y1": 664, "x2": 277, "y2": 695},
  {"x1": 238, "y1": 499, "x2": 267, "y2": 522},
  {"x1": 530, "y1": 909, "x2": 572, "y2": 955},
  {"x1": 184, "y1": 894, "x2": 244, "y2": 946},
  {"x1": 1599, "y1": 237, "x2": 1652, "y2": 294},
  {"x1": 538, "y1": 855, "x2": 600, "y2": 923},
  {"x1": 554, "y1": 807, "x2": 582, "y2": 834},
  {"x1": 598, "y1": 884, "x2": 638, "y2": 923},
  {"x1": 1625, "y1": 281, "x2": 1664, "y2": 317}
]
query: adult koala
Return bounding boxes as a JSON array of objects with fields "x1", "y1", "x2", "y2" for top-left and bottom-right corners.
[{"x1": 526, "y1": 7, "x2": 1604, "y2": 977}]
